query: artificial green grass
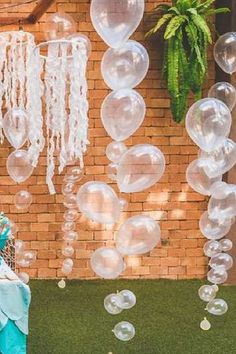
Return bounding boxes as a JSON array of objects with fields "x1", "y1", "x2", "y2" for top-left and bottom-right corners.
[{"x1": 29, "y1": 280, "x2": 236, "y2": 354}]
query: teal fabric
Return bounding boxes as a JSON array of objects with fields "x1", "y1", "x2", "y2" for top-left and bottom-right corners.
[
  {"x1": 0, "y1": 258, "x2": 31, "y2": 354},
  {"x1": 0, "y1": 320, "x2": 26, "y2": 354}
]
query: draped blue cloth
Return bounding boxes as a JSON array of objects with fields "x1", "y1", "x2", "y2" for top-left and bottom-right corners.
[{"x1": 0, "y1": 258, "x2": 31, "y2": 354}]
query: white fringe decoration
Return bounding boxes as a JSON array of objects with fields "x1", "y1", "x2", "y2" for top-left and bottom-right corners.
[
  {"x1": 0, "y1": 31, "x2": 44, "y2": 165},
  {"x1": 37, "y1": 39, "x2": 89, "y2": 194}
]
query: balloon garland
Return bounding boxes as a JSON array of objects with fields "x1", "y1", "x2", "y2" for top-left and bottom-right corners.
[
  {"x1": 186, "y1": 32, "x2": 236, "y2": 330},
  {"x1": 89, "y1": 0, "x2": 166, "y2": 341}
]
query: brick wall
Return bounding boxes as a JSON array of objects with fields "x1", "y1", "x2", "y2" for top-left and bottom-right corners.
[{"x1": 0, "y1": 0, "x2": 215, "y2": 279}]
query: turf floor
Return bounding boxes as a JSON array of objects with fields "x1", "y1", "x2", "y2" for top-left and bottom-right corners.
[{"x1": 29, "y1": 280, "x2": 236, "y2": 354}]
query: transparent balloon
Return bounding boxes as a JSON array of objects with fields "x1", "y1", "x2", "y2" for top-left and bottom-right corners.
[
  {"x1": 18, "y1": 272, "x2": 29, "y2": 284},
  {"x1": 61, "y1": 258, "x2": 73, "y2": 275},
  {"x1": 101, "y1": 89, "x2": 146, "y2": 141},
  {"x1": 7, "y1": 150, "x2": 34, "y2": 183},
  {"x1": 116, "y1": 215, "x2": 161, "y2": 255},
  {"x1": 209, "y1": 253, "x2": 233, "y2": 271},
  {"x1": 10, "y1": 221, "x2": 19, "y2": 235},
  {"x1": 208, "y1": 82, "x2": 236, "y2": 111},
  {"x1": 62, "y1": 182, "x2": 76, "y2": 196},
  {"x1": 207, "y1": 268, "x2": 228, "y2": 284},
  {"x1": 61, "y1": 221, "x2": 75, "y2": 232},
  {"x1": 200, "y1": 318, "x2": 211, "y2": 331},
  {"x1": 68, "y1": 33, "x2": 92, "y2": 57},
  {"x1": 63, "y1": 194, "x2": 77, "y2": 209},
  {"x1": 209, "y1": 181, "x2": 232, "y2": 199},
  {"x1": 186, "y1": 98, "x2": 232, "y2": 152},
  {"x1": 118, "y1": 290, "x2": 136, "y2": 309},
  {"x1": 208, "y1": 189, "x2": 236, "y2": 220},
  {"x1": 58, "y1": 279, "x2": 66, "y2": 289},
  {"x1": 15, "y1": 239, "x2": 24, "y2": 255},
  {"x1": 203, "y1": 240, "x2": 222, "y2": 257},
  {"x1": 107, "y1": 163, "x2": 118, "y2": 181},
  {"x1": 112, "y1": 321, "x2": 135, "y2": 342},
  {"x1": 44, "y1": 12, "x2": 77, "y2": 41},
  {"x1": 64, "y1": 166, "x2": 84, "y2": 183},
  {"x1": 199, "y1": 211, "x2": 232, "y2": 240},
  {"x1": 106, "y1": 141, "x2": 127, "y2": 163},
  {"x1": 61, "y1": 265, "x2": 73, "y2": 275},
  {"x1": 200, "y1": 139, "x2": 236, "y2": 178},
  {"x1": 214, "y1": 32, "x2": 236, "y2": 74},
  {"x1": 17, "y1": 250, "x2": 37, "y2": 268},
  {"x1": 63, "y1": 209, "x2": 79, "y2": 222},
  {"x1": 117, "y1": 144, "x2": 165, "y2": 193},
  {"x1": 198, "y1": 285, "x2": 216, "y2": 302},
  {"x1": 14, "y1": 190, "x2": 32, "y2": 210},
  {"x1": 63, "y1": 231, "x2": 78, "y2": 242},
  {"x1": 62, "y1": 244, "x2": 75, "y2": 257},
  {"x1": 76, "y1": 182, "x2": 121, "y2": 224},
  {"x1": 101, "y1": 40, "x2": 149, "y2": 90},
  {"x1": 220, "y1": 239, "x2": 233, "y2": 252},
  {"x1": 90, "y1": 247, "x2": 124, "y2": 279},
  {"x1": 2, "y1": 108, "x2": 29, "y2": 149},
  {"x1": 186, "y1": 158, "x2": 222, "y2": 196},
  {"x1": 206, "y1": 299, "x2": 228, "y2": 316},
  {"x1": 104, "y1": 293, "x2": 123, "y2": 315},
  {"x1": 90, "y1": 0, "x2": 145, "y2": 48},
  {"x1": 119, "y1": 198, "x2": 129, "y2": 211}
]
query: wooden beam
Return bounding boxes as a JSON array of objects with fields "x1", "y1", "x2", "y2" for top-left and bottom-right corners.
[{"x1": 27, "y1": 0, "x2": 56, "y2": 24}]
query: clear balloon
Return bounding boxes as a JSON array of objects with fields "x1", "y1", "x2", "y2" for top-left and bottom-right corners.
[
  {"x1": 90, "y1": 0, "x2": 145, "y2": 48},
  {"x1": 117, "y1": 144, "x2": 165, "y2": 193},
  {"x1": 116, "y1": 215, "x2": 161, "y2": 255},
  {"x1": 186, "y1": 158, "x2": 222, "y2": 196},
  {"x1": 200, "y1": 139, "x2": 236, "y2": 178},
  {"x1": 61, "y1": 221, "x2": 75, "y2": 232},
  {"x1": 119, "y1": 198, "x2": 129, "y2": 211},
  {"x1": 200, "y1": 318, "x2": 211, "y2": 331},
  {"x1": 62, "y1": 244, "x2": 75, "y2": 257},
  {"x1": 208, "y1": 82, "x2": 236, "y2": 111},
  {"x1": 118, "y1": 290, "x2": 136, "y2": 309},
  {"x1": 63, "y1": 194, "x2": 78, "y2": 209},
  {"x1": 220, "y1": 239, "x2": 233, "y2": 252},
  {"x1": 62, "y1": 182, "x2": 76, "y2": 196},
  {"x1": 198, "y1": 285, "x2": 216, "y2": 302},
  {"x1": 101, "y1": 89, "x2": 146, "y2": 141},
  {"x1": 199, "y1": 211, "x2": 232, "y2": 240},
  {"x1": 112, "y1": 321, "x2": 135, "y2": 341},
  {"x1": 63, "y1": 231, "x2": 78, "y2": 242},
  {"x1": 90, "y1": 247, "x2": 124, "y2": 279},
  {"x1": 208, "y1": 189, "x2": 236, "y2": 220},
  {"x1": 58, "y1": 279, "x2": 66, "y2": 289},
  {"x1": 203, "y1": 240, "x2": 222, "y2": 257},
  {"x1": 214, "y1": 32, "x2": 236, "y2": 74},
  {"x1": 209, "y1": 181, "x2": 231, "y2": 199},
  {"x1": 15, "y1": 239, "x2": 24, "y2": 255},
  {"x1": 107, "y1": 163, "x2": 118, "y2": 181},
  {"x1": 2, "y1": 108, "x2": 28, "y2": 149},
  {"x1": 17, "y1": 250, "x2": 37, "y2": 268},
  {"x1": 106, "y1": 141, "x2": 127, "y2": 163},
  {"x1": 104, "y1": 293, "x2": 123, "y2": 315},
  {"x1": 68, "y1": 33, "x2": 92, "y2": 57},
  {"x1": 76, "y1": 182, "x2": 121, "y2": 224},
  {"x1": 101, "y1": 40, "x2": 149, "y2": 90},
  {"x1": 10, "y1": 220, "x2": 18, "y2": 235},
  {"x1": 18, "y1": 272, "x2": 29, "y2": 284},
  {"x1": 64, "y1": 166, "x2": 84, "y2": 183},
  {"x1": 7, "y1": 150, "x2": 34, "y2": 183},
  {"x1": 63, "y1": 209, "x2": 79, "y2": 222},
  {"x1": 14, "y1": 190, "x2": 32, "y2": 210},
  {"x1": 207, "y1": 268, "x2": 228, "y2": 284},
  {"x1": 186, "y1": 98, "x2": 232, "y2": 152},
  {"x1": 209, "y1": 253, "x2": 233, "y2": 271},
  {"x1": 206, "y1": 299, "x2": 228, "y2": 316},
  {"x1": 61, "y1": 258, "x2": 73, "y2": 275},
  {"x1": 44, "y1": 12, "x2": 77, "y2": 40}
]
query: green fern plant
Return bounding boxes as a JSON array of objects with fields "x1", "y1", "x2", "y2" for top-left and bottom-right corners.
[{"x1": 146, "y1": 0, "x2": 230, "y2": 123}]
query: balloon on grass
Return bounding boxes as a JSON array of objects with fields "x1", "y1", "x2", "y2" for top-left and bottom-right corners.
[
  {"x1": 118, "y1": 290, "x2": 136, "y2": 309},
  {"x1": 112, "y1": 321, "x2": 135, "y2": 341},
  {"x1": 207, "y1": 268, "x2": 228, "y2": 285},
  {"x1": 104, "y1": 293, "x2": 123, "y2": 315},
  {"x1": 206, "y1": 299, "x2": 228, "y2": 316},
  {"x1": 209, "y1": 253, "x2": 233, "y2": 271},
  {"x1": 198, "y1": 285, "x2": 217, "y2": 302}
]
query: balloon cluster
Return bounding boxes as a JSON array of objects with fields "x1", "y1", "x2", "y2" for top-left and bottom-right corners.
[
  {"x1": 15, "y1": 238, "x2": 36, "y2": 283},
  {"x1": 186, "y1": 32, "x2": 236, "y2": 330},
  {"x1": 58, "y1": 167, "x2": 84, "y2": 288},
  {"x1": 104, "y1": 290, "x2": 136, "y2": 341},
  {"x1": 91, "y1": 0, "x2": 165, "y2": 192}
]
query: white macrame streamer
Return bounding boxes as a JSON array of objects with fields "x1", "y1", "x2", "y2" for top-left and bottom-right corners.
[
  {"x1": 37, "y1": 39, "x2": 89, "y2": 194},
  {"x1": 0, "y1": 31, "x2": 44, "y2": 165}
]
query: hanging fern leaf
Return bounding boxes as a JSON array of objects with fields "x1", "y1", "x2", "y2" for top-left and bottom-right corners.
[{"x1": 146, "y1": 0, "x2": 230, "y2": 123}]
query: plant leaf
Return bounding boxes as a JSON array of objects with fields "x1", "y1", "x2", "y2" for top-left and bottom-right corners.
[
  {"x1": 191, "y1": 14, "x2": 212, "y2": 43},
  {"x1": 146, "y1": 13, "x2": 173, "y2": 37},
  {"x1": 164, "y1": 15, "x2": 187, "y2": 39}
]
